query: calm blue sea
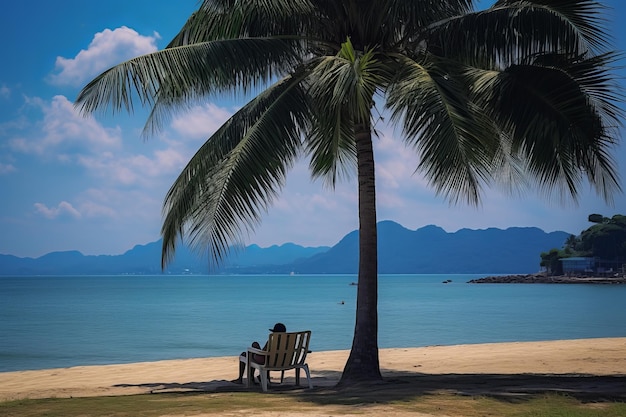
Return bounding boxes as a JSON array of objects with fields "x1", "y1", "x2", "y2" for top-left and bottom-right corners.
[{"x1": 1, "y1": 274, "x2": 625, "y2": 372}]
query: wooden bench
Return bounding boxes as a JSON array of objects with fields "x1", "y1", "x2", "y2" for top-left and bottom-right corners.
[{"x1": 244, "y1": 330, "x2": 312, "y2": 392}]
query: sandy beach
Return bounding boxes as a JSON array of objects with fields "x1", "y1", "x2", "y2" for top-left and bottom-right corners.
[{"x1": 1, "y1": 337, "x2": 625, "y2": 402}]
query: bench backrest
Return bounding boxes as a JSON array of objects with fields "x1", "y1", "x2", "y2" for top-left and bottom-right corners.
[{"x1": 265, "y1": 331, "x2": 311, "y2": 368}]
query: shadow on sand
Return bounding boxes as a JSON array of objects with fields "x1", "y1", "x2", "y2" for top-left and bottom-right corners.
[{"x1": 113, "y1": 368, "x2": 626, "y2": 404}]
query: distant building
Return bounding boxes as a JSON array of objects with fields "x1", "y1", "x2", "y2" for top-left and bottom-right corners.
[
  {"x1": 561, "y1": 257, "x2": 595, "y2": 274},
  {"x1": 561, "y1": 257, "x2": 625, "y2": 276},
  {"x1": 596, "y1": 259, "x2": 626, "y2": 276}
]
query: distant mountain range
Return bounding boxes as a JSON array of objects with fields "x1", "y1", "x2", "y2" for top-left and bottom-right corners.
[{"x1": 0, "y1": 221, "x2": 570, "y2": 275}]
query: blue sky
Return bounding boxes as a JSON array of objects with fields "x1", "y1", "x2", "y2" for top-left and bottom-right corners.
[{"x1": 1, "y1": 1, "x2": 625, "y2": 258}]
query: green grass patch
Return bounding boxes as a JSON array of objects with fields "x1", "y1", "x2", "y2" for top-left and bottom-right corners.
[
  {"x1": 1, "y1": 392, "x2": 625, "y2": 416},
  {"x1": 387, "y1": 394, "x2": 626, "y2": 417}
]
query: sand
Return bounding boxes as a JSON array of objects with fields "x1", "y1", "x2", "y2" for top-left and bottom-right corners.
[{"x1": 1, "y1": 337, "x2": 625, "y2": 402}]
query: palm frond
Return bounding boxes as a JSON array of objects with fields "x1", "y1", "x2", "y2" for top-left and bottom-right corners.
[
  {"x1": 168, "y1": 0, "x2": 315, "y2": 46},
  {"x1": 75, "y1": 38, "x2": 303, "y2": 132},
  {"x1": 387, "y1": 55, "x2": 502, "y2": 205},
  {"x1": 385, "y1": 0, "x2": 473, "y2": 36},
  {"x1": 468, "y1": 52, "x2": 622, "y2": 203},
  {"x1": 161, "y1": 74, "x2": 311, "y2": 268},
  {"x1": 494, "y1": 0, "x2": 611, "y2": 52},
  {"x1": 305, "y1": 39, "x2": 390, "y2": 187},
  {"x1": 422, "y1": 0, "x2": 611, "y2": 69}
]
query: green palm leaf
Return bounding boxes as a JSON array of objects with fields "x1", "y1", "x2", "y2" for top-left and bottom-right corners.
[
  {"x1": 161, "y1": 74, "x2": 311, "y2": 267},
  {"x1": 76, "y1": 38, "x2": 303, "y2": 135},
  {"x1": 468, "y1": 52, "x2": 622, "y2": 202},
  {"x1": 423, "y1": 0, "x2": 611, "y2": 69},
  {"x1": 168, "y1": 0, "x2": 316, "y2": 45},
  {"x1": 387, "y1": 54, "x2": 502, "y2": 205}
]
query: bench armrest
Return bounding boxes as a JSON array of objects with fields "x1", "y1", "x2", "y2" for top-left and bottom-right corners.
[{"x1": 247, "y1": 346, "x2": 268, "y2": 356}]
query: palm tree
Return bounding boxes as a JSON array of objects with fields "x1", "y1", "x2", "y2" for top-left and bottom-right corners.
[{"x1": 76, "y1": 0, "x2": 622, "y2": 385}]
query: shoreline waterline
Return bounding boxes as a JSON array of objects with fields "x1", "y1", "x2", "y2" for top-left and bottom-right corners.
[{"x1": 1, "y1": 337, "x2": 625, "y2": 401}]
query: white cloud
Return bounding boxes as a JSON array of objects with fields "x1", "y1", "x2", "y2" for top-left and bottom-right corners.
[
  {"x1": 0, "y1": 84, "x2": 9, "y2": 99},
  {"x1": 0, "y1": 163, "x2": 16, "y2": 174},
  {"x1": 32, "y1": 190, "x2": 154, "y2": 223},
  {"x1": 79, "y1": 200, "x2": 117, "y2": 219},
  {"x1": 153, "y1": 147, "x2": 189, "y2": 172},
  {"x1": 375, "y1": 127, "x2": 428, "y2": 187},
  {"x1": 78, "y1": 154, "x2": 139, "y2": 186},
  {"x1": 44, "y1": 95, "x2": 122, "y2": 148},
  {"x1": 9, "y1": 95, "x2": 122, "y2": 155},
  {"x1": 171, "y1": 103, "x2": 233, "y2": 139},
  {"x1": 5, "y1": 93, "x2": 192, "y2": 200},
  {"x1": 34, "y1": 201, "x2": 82, "y2": 220},
  {"x1": 49, "y1": 26, "x2": 160, "y2": 87},
  {"x1": 76, "y1": 145, "x2": 188, "y2": 187},
  {"x1": 79, "y1": 187, "x2": 162, "y2": 226},
  {"x1": 73, "y1": 102, "x2": 233, "y2": 188}
]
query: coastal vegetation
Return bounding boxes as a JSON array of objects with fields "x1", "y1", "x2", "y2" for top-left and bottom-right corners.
[
  {"x1": 540, "y1": 214, "x2": 626, "y2": 275},
  {"x1": 76, "y1": 0, "x2": 622, "y2": 385}
]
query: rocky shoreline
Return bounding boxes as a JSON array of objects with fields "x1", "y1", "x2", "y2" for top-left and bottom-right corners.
[{"x1": 468, "y1": 274, "x2": 626, "y2": 284}]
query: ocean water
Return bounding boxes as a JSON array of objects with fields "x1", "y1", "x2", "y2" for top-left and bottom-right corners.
[{"x1": 1, "y1": 274, "x2": 625, "y2": 372}]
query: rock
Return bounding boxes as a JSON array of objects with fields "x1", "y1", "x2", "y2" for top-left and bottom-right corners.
[{"x1": 467, "y1": 274, "x2": 626, "y2": 284}]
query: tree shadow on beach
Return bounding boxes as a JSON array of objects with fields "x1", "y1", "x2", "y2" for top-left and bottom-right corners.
[
  {"x1": 114, "y1": 369, "x2": 626, "y2": 404},
  {"x1": 298, "y1": 372, "x2": 626, "y2": 405}
]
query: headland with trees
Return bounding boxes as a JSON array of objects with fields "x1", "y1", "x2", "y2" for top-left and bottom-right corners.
[{"x1": 470, "y1": 214, "x2": 626, "y2": 284}]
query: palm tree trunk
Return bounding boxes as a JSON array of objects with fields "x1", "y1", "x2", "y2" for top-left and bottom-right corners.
[{"x1": 338, "y1": 121, "x2": 382, "y2": 385}]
